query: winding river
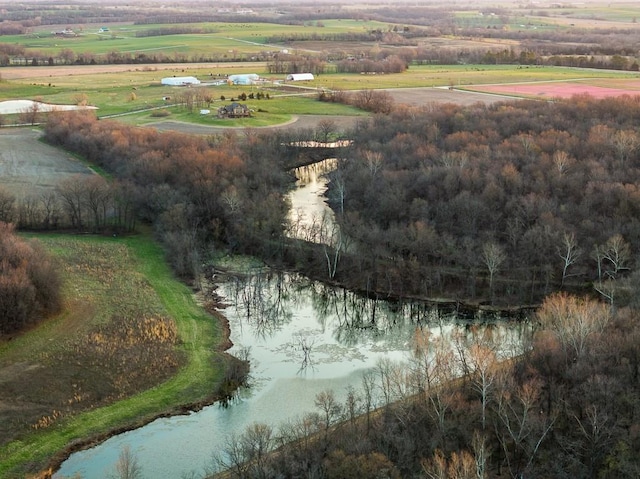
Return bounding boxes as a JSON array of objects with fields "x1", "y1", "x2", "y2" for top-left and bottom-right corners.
[{"x1": 55, "y1": 162, "x2": 530, "y2": 479}]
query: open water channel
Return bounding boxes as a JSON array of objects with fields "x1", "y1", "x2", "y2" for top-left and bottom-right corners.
[{"x1": 55, "y1": 162, "x2": 531, "y2": 479}]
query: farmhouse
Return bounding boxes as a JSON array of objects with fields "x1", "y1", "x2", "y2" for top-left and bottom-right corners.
[
  {"x1": 217, "y1": 102, "x2": 251, "y2": 118},
  {"x1": 161, "y1": 76, "x2": 201, "y2": 86},
  {"x1": 286, "y1": 73, "x2": 315, "y2": 82},
  {"x1": 227, "y1": 74, "x2": 260, "y2": 85}
]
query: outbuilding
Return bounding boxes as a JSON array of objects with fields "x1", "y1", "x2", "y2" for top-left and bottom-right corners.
[
  {"x1": 161, "y1": 76, "x2": 201, "y2": 86},
  {"x1": 227, "y1": 74, "x2": 260, "y2": 85},
  {"x1": 286, "y1": 73, "x2": 315, "y2": 82}
]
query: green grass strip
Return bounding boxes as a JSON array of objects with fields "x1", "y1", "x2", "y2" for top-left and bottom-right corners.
[{"x1": 0, "y1": 233, "x2": 226, "y2": 478}]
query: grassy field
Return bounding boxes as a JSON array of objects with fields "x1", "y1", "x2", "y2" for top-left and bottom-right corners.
[
  {"x1": 2, "y1": 19, "x2": 390, "y2": 59},
  {"x1": 2, "y1": 62, "x2": 637, "y2": 125},
  {"x1": 0, "y1": 233, "x2": 231, "y2": 478}
]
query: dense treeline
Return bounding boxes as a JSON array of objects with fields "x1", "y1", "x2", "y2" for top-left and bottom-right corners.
[
  {"x1": 0, "y1": 222, "x2": 61, "y2": 335},
  {"x1": 42, "y1": 111, "x2": 294, "y2": 280},
  {"x1": 216, "y1": 295, "x2": 640, "y2": 478},
  {"x1": 0, "y1": 177, "x2": 137, "y2": 233},
  {"x1": 326, "y1": 96, "x2": 640, "y2": 306}
]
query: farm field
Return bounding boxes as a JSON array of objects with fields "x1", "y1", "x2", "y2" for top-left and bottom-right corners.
[
  {"x1": 465, "y1": 77, "x2": 640, "y2": 100},
  {"x1": 0, "y1": 128, "x2": 95, "y2": 199},
  {"x1": 1, "y1": 63, "x2": 638, "y2": 127},
  {"x1": 0, "y1": 19, "x2": 394, "y2": 60}
]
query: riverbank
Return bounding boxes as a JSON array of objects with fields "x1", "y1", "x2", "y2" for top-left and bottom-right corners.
[{"x1": 0, "y1": 233, "x2": 244, "y2": 479}]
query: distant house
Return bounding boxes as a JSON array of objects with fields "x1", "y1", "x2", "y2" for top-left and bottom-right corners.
[
  {"x1": 286, "y1": 73, "x2": 315, "y2": 82},
  {"x1": 217, "y1": 102, "x2": 251, "y2": 118},
  {"x1": 227, "y1": 74, "x2": 260, "y2": 85},
  {"x1": 161, "y1": 76, "x2": 201, "y2": 86}
]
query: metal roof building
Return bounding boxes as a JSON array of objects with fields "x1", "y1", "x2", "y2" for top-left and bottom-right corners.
[{"x1": 161, "y1": 76, "x2": 201, "y2": 86}]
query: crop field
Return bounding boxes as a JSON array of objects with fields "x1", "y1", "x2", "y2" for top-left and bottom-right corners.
[
  {"x1": 465, "y1": 78, "x2": 640, "y2": 100},
  {"x1": 2, "y1": 19, "x2": 390, "y2": 58},
  {"x1": 0, "y1": 129, "x2": 95, "y2": 199}
]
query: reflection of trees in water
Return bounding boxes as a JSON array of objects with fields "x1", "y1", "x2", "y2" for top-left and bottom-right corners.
[
  {"x1": 292, "y1": 159, "x2": 338, "y2": 184},
  {"x1": 227, "y1": 271, "x2": 293, "y2": 339},
  {"x1": 224, "y1": 272, "x2": 531, "y2": 352}
]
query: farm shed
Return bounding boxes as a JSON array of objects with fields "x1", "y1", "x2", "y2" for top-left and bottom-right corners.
[
  {"x1": 286, "y1": 73, "x2": 315, "y2": 82},
  {"x1": 227, "y1": 74, "x2": 260, "y2": 85},
  {"x1": 161, "y1": 76, "x2": 201, "y2": 86}
]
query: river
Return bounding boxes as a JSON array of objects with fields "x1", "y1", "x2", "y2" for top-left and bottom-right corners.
[{"x1": 55, "y1": 162, "x2": 530, "y2": 479}]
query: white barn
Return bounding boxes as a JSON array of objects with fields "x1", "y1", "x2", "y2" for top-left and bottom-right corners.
[
  {"x1": 227, "y1": 73, "x2": 260, "y2": 85},
  {"x1": 286, "y1": 73, "x2": 314, "y2": 82},
  {"x1": 161, "y1": 76, "x2": 201, "y2": 86}
]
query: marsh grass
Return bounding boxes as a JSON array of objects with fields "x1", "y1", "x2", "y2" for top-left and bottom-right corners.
[{"x1": 0, "y1": 233, "x2": 228, "y2": 478}]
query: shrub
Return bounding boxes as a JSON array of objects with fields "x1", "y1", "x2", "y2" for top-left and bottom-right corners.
[
  {"x1": 150, "y1": 109, "x2": 171, "y2": 118},
  {"x1": 0, "y1": 222, "x2": 61, "y2": 335}
]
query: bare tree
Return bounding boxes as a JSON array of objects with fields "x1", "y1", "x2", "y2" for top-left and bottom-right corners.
[
  {"x1": 557, "y1": 231, "x2": 581, "y2": 287},
  {"x1": 471, "y1": 431, "x2": 490, "y2": 479},
  {"x1": 315, "y1": 118, "x2": 336, "y2": 144},
  {"x1": 363, "y1": 150, "x2": 383, "y2": 178},
  {"x1": 110, "y1": 445, "x2": 142, "y2": 479},
  {"x1": 0, "y1": 187, "x2": 16, "y2": 223},
  {"x1": 422, "y1": 449, "x2": 476, "y2": 479},
  {"x1": 536, "y1": 292, "x2": 611, "y2": 360},
  {"x1": 482, "y1": 242, "x2": 506, "y2": 303},
  {"x1": 601, "y1": 234, "x2": 631, "y2": 279},
  {"x1": 467, "y1": 343, "x2": 498, "y2": 430},
  {"x1": 56, "y1": 175, "x2": 87, "y2": 229},
  {"x1": 552, "y1": 150, "x2": 574, "y2": 176},
  {"x1": 610, "y1": 129, "x2": 640, "y2": 167},
  {"x1": 19, "y1": 100, "x2": 41, "y2": 125},
  {"x1": 494, "y1": 376, "x2": 556, "y2": 479}
]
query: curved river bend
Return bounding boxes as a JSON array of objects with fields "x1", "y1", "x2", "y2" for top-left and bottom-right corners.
[{"x1": 55, "y1": 162, "x2": 530, "y2": 479}]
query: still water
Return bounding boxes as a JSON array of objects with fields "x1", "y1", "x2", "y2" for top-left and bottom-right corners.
[
  {"x1": 56, "y1": 272, "x2": 529, "y2": 478},
  {"x1": 287, "y1": 160, "x2": 338, "y2": 243},
  {"x1": 55, "y1": 161, "x2": 529, "y2": 478}
]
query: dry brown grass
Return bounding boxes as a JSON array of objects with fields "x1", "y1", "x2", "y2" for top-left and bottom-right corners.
[{"x1": 0, "y1": 236, "x2": 185, "y2": 449}]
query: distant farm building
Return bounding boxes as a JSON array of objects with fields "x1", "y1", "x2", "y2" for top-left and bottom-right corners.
[
  {"x1": 52, "y1": 28, "x2": 77, "y2": 37},
  {"x1": 161, "y1": 76, "x2": 201, "y2": 86},
  {"x1": 217, "y1": 102, "x2": 251, "y2": 118},
  {"x1": 227, "y1": 74, "x2": 260, "y2": 85},
  {"x1": 286, "y1": 73, "x2": 315, "y2": 82}
]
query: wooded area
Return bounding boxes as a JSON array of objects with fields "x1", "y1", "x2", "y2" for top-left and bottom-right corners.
[
  {"x1": 212, "y1": 293, "x2": 640, "y2": 478},
  {"x1": 0, "y1": 222, "x2": 60, "y2": 335},
  {"x1": 30, "y1": 95, "x2": 640, "y2": 478},
  {"x1": 328, "y1": 96, "x2": 640, "y2": 306}
]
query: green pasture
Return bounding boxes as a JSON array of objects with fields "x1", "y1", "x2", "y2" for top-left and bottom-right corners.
[
  {"x1": 4, "y1": 19, "x2": 394, "y2": 59},
  {"x1": 1, "y1": 63, "x2": 637, "y2": 123},
  {"x1": 543, "y1": 5, "x2": 640, "y2": 23},
  {"x1": 0, "y1": 233, "x2": 227, "y2": 478},
  {"x1": 313, "y1": 64, "x2": 638, "y2": 90},
  {"x1": 123, "y1": 94, "x2": 367, "y2": 128}
]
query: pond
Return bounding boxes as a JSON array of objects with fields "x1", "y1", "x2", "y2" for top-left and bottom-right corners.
[{"x1": 55, "y1": 271, "x2": 530, "y2": 479}]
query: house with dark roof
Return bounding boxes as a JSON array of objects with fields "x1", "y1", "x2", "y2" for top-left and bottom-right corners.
[{"x1": 217, "y1": 102, "x2": 251, "y2": 118}]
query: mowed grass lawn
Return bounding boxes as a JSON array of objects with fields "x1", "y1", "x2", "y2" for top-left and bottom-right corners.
[{"x1": 0, "y1": 233, "x2": 230, "y2": 478}]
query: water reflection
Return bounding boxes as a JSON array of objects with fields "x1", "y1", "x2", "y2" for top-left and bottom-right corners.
[
  {"x1": 287, "y1": 160, "x2": 338, "y2": 244},
  {"x1": 55, "y1": 272, "x2": 530, "y2": 479}
]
